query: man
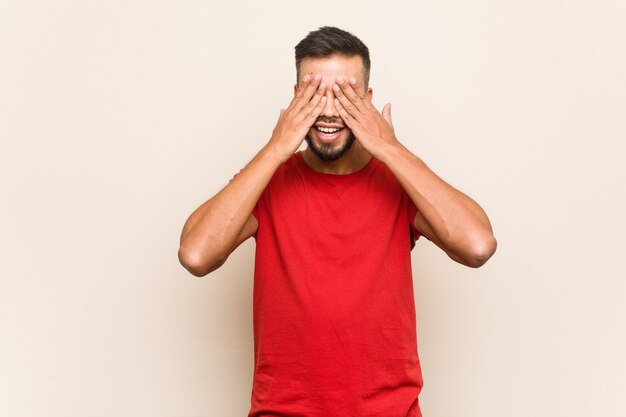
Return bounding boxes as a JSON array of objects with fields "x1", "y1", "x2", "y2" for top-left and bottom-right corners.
[{"x1": 178, "y1": 26, "x2": 496, "y2": 417}]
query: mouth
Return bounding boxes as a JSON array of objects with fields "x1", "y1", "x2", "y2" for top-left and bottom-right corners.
[{"x1": 312, "y1": 125, "x2": 346, "y2": 143}]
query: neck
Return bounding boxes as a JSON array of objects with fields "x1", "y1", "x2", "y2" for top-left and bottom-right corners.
[{"x1": 302, "y1": 141, "x2": 372, "y2": 175}]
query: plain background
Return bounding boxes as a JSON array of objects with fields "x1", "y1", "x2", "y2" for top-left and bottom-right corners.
[{"x1": 1, "y1": 1, "x2": 625, "y2": 416}]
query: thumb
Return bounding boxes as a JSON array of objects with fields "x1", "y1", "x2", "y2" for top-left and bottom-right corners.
[{"x1": 382, "y1": 103, "x2": 393, "y2": 127}]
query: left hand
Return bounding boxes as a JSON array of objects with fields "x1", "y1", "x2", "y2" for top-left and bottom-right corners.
[{"x1": 332, "y1": 76, "x2": 400, "y2": 160}]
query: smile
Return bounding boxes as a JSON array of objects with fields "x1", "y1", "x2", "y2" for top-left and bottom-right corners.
[
  {"x1": 312, "y1": 126, "x2": 345, "y2": 143},
  {"x1": 315, "y1": 126, "x2": 344, "y2": 133}
]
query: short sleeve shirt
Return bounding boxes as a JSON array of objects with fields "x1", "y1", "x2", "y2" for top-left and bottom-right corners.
[{"x1": 248, "y1": 151, "x2": 424, "y2": 417}]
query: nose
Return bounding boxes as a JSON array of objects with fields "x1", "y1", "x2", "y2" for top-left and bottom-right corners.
[{"x1": 321, "y1": 87, "x2": 340, "y2": 119}]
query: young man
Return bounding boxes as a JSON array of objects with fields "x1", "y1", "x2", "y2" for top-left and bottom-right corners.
[{"x1": 178, "y1": 26, "x2": 496, "y2": 417}]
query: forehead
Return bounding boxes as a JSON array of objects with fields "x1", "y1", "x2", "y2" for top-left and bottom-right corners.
[{"x1": 299, "y1": 54, "x2": 364, "y2": 84}]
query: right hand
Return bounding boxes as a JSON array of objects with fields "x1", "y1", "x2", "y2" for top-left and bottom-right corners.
[{"x1": 267, "y1": 73, "x2": 327, "y2": 163}]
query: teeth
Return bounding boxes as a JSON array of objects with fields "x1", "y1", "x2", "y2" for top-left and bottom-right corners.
[{"x1": 316, "y1": 126, "x2": 340, "y2": 133}]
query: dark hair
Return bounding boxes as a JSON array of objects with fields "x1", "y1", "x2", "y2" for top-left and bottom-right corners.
[{"x1": 295, "y1": 26, "x2": 371, "y2": 88}]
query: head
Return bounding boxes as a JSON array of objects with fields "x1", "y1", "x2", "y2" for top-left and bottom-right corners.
[{"x1": 294, "y1": 26, "x2": 372, "y2": 162}]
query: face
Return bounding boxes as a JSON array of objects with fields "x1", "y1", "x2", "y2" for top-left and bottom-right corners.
[{"x1": 296, "y1": 55, "x2": 373, "y2": 162}]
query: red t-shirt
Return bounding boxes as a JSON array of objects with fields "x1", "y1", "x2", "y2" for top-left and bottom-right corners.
[{"x1": 248, "y1": 150, "x2": 424, "y2": 417}]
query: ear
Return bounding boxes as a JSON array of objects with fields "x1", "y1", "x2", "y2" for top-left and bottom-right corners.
[
  {"x1": 294, "y1": 83, "x2": 298, "y2": 96},
  {"x1": 367, "y1": 87, "x2": 373, "y2": 101}
]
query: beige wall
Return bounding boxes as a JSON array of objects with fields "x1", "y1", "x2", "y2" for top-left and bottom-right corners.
[{"x1": 1, "y1": 1, "x2": 624, "y2": 416}]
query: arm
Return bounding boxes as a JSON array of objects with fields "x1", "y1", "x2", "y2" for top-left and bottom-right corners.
[
  {"x1": 380, "y1": 143, "x2": 496, "y2": 268},
  {"x1": 178, "y1": 73, "x2": 328, "y2": 277},
  {"x1": 177, "y1": 146, "x2": 280, "y2": 277},
  {"x1": 332, "y1": 77, "x2": 497, "y2": 268}
]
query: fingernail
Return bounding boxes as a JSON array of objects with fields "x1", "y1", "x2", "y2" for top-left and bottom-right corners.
[
  {"x1": 337, "y1": 76, "x2": 344, "y2": 84},
  {"x1": 319, "y1": 81, "x2": 326, "y2": 90},
  {"x1": 333, "y1": 84, "x2": 340, "y2": 92},
  {"x1": 303, "y1": 74, "x2": 310, "y2": 82},
  {"x1": 314, "y1": 74, "x2": 322, "y2": 81},
  {"x1": 349, "y1": 77, "x2": 357, "y2": 85}
]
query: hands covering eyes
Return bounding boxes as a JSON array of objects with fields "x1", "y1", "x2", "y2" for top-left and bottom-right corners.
[{"x1": 267, "y1": 73, "x2": 399, "y2": 164}]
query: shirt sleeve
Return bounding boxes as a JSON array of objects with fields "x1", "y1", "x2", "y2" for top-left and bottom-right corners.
[
  {"x1": 407, "y1": 192, "x2": 422, "y2": 250},
  {"x1": 251, "y1": 199, "x2": 260, "y2": 222}
]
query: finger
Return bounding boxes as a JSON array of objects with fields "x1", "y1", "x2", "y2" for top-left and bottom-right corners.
[
  {"x1": 382, "y1": 103, "x2": 393, "y2": 127},
  {"x1": 295, "y1": 73, "x2": 311, "y2": 98},
  {"x1": 286, "y1": 73, "x2": 313, "y2": 110},
  {"x1": 295, "y1": 73, "x2": 323, "y2": 109},
  {"x1": 306, "y1": 95, "x2": 328, "y2": 123},
  {"x1": 306, "y1": 81, "x2": 327, "y2": 111},
  {"x1": 333, "y1": 97, "x2": 355, "y2": 128},
  {"x1": 339, "y1": 76, "x2": 369, "y2": 110},
  {"x1": 301, "y1": 81, "x2": 327, "y2": 121},
  {"x1": 333, "y1": 81, "x2": 361, "y2": 119},
  {"x1": 348, "y1": 76, "x2": 368, "y2": 98}
]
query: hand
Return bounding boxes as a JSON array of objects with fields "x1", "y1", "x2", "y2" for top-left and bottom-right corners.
[
  {"x1": 332, "y1": 76, "x2": 400, "y2": 161},
  {"x1": 267, "y1": 73, "x2": 327, "y2": 163}
]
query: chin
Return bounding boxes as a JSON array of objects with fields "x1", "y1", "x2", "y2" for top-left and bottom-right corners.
[{"x1": 305, "y1": 129, "x2": 356, "y2": 162}]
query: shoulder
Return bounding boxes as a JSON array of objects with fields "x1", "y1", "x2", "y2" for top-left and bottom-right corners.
[
  {"x1": 368, "y1": 158, "x2": 404, "y2": 190},
  {"x1": 261, "y1": 152, "x2": 307, "y2": 198}
]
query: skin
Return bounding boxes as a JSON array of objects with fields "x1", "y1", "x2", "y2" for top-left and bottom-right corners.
[
  {"x1": 297, "y1": 55, "x2": 371, "y2": 172},
  {"x1": 328, "y1": 58, "x2": 497, "y2": 267},
  {"x1": 177, "y1": 67, "x2": 327, "y2": 276},
  {"x1": 177, "y1": 54, "x2": 497, "y2": 277}
]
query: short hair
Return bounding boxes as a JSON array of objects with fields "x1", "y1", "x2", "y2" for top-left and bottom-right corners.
[{"x1": 295, "y1": 26, "x2": 371, "y2": 89}]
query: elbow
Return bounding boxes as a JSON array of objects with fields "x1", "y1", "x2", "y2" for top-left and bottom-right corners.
[
  {"x1": 177, "y1": 245, "x2": 226, "y2": 277},
  {"x1": 467, "y1": 234, "x2": 497, "y2": 268}
]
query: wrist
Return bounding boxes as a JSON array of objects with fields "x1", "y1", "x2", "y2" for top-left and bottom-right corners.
[
  {"x1": 260, "y1": 142, "x2": 289, "y2": 166},
  {"x1": 377, "y1": 140, "x2": 406, "y2": 166}
]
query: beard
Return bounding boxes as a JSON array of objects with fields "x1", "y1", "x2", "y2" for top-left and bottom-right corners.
[{"x1": 304, "y1": 128, "x2": 356, "y2": 162}]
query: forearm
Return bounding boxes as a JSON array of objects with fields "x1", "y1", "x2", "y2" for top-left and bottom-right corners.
[
  {"x1": 178, "y1": 144, "x2": 282, "y2": 264},
  {"x1": 328, "y1": 76, "x2": 495, "y2": 265},
  {"x1": 380, "y1": 142, "x2": 496, "y2": 260},
  {"x1": 178, "y1": 72, "x2": 326, "y2": 274}
]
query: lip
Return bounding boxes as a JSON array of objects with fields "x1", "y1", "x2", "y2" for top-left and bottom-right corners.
[
  {"x1": 314, "y1": 123, "x2": 345, "y2": 129},
  {"x1": 312, "y1": 126, "x2": 344, "y2": 143}
]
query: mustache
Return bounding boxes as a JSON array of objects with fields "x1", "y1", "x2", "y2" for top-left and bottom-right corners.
[{"x1": 315, "y1": 117, "x2": 345, "y2": 126}]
